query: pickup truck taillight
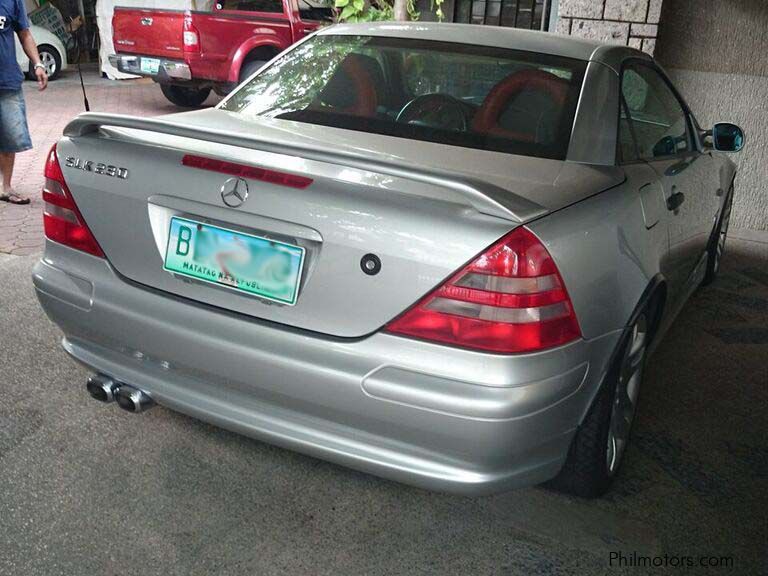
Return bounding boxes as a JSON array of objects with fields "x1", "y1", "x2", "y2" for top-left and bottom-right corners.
[
  {"x1": 183, "y1": 14, "x2": 200, "y2": 53},
  {"x1": 42, "y1": 144, "x2": 104, "y2": 258},
  {"x1": 385, "y1": 227, "x2": 581, "y2": 353}
]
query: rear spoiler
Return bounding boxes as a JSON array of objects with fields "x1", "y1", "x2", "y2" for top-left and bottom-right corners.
[{"x1": 64, "y1": 113, "x2": 548, "y2": 223}]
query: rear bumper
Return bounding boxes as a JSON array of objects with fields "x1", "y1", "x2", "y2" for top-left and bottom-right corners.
[
  {"x1": 33, "y1": 241, "x2": 622, "y2": 495},
  {"x1": 109, "y1": 53, "x2": 191, "y2": 82}
]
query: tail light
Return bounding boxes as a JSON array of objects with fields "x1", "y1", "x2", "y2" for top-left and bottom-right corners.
[
  {"x1": 183, "y1": 13, "x2": 200, "y2": 54},
  {"x1": 182, "y1": 155, "x2": 313, "y2": 189},
  {"x1": 385, "y1": 227, "x2": 581, "y2": 354},
  {"x1": 42, "y1": 144, "x2": 104, "y2": 258}
]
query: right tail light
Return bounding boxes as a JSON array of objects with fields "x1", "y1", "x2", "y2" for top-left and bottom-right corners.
[
  {"x1": 385, "y1": 227, "x2": 581, "y2": 354},
  {"x1": 183, "y1": 13, "x2": 200, "y2": 54}
]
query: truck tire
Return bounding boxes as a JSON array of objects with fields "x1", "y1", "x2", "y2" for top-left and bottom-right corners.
[
  {"x1": 239, "y1": 60, "x2": 267, "y2": 84},
  {"x1": 160, "y1": 85, "x2": 211, "y2": 108}
]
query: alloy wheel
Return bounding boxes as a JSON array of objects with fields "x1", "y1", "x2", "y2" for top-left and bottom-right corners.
[
  {"x1": 40, "y1": 50, "x2": 57, "y2": 77},
  {"x1": 606, "y1": 313, "x2": 648, "y2": 475}
]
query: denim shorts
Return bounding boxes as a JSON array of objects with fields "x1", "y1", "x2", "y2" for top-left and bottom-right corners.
[{"x1": 0, "y1": 89, "x2": 33, "y2": 154}]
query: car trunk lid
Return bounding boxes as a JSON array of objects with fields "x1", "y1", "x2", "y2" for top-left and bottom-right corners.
[{"x1": 56, "y1": 110, "x2": 623, "y2": 338}]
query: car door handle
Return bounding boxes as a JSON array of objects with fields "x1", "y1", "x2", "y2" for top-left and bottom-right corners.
[
  {"x1": 716, "y1": 188, "x2": 724, "y2": 197},
  {"x1": 667, "y1": 191, "x2": 686, "y2": 211}
]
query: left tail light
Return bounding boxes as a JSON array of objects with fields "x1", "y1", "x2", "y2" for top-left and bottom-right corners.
[
  {"x1": 183, "y1": 13, "x2": 200, "y2": 54},
  {"x1": 43, "y1": 144, "x2": 104, "y2": 258}
]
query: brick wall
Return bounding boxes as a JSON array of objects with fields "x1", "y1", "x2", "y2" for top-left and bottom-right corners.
[{"x1": 554, "y1": 0, "x2": 663, "y2": 55}]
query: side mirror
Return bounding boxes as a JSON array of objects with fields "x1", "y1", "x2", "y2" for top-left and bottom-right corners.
[{"x1": 712, "y1": 122, "x2": 745, "y2": 152}]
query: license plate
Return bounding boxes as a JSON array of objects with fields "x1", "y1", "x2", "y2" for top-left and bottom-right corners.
[
  {"x1": 164, "y1": 217, "x2": 305, "y2": 306},
  {"x1": 140, "y1": 57, "x2": 160, "y2": 75}
]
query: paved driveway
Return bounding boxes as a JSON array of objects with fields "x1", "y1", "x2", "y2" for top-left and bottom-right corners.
[
  {"x1": 0, "y1": 69, "x2": 218, "y2": 256},
  {"x1": 1, "y1": 232, "x2": 766, "y2": 575}
]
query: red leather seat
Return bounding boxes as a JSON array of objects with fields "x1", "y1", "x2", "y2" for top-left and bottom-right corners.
[
  {"x1": 472, "y1": 69, "x2": 569, "y2": 142},
  {"x1": 316, "y1": 54, "x2": 381, "y2": 117}
]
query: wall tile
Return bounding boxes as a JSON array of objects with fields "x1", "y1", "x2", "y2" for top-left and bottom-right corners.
[
  {"x1": 642, "y1": 37, "x2": 657, "y2": 54},
  {"x1": 604, "y1": 0, "x2": 648, "y2": 22},
  {"x1": 631, "y1": 22, "x2": 658, "y2": 37},
  {"x1": 559, "y1": 0, "x2": 604, "y2": 19},
  {"x1": 571, "y1": 19, "x2": 630, "y2": 44},
  {"x1": 647, "y1": 0, "x2": 663, "y2": 23},
  {"x1": 555, "y1": 17, "x2": 572, "y2": 35}
]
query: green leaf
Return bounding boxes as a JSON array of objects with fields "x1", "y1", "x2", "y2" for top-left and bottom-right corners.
[
  {"x1": 353, "y1": 0, "x2": 365, "y2": 10},
  {"x1": 335, "y1": 0, "x2": 349, "y2": 7},
  {"x1": 339, "y1": 3, "x2": 358, "y2": 20}
]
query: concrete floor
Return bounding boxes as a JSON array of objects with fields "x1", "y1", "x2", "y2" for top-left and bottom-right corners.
[{"x1": 0, "y1": 231, "x2": 766, "y2": 575}]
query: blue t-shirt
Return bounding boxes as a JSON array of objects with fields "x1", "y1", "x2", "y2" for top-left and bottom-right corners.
[{"x1": 0, "y1": 0, "x2": 29, "y2": 90}]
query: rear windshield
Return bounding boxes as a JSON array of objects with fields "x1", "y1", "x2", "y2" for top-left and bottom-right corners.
[{"x1": 220, "y1": 35, "x2": 587, "y2": 160}]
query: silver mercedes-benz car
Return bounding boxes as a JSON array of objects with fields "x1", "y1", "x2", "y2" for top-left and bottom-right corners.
[{"x1": 33, "y1": 23, "x2": 744, "y2": 498}]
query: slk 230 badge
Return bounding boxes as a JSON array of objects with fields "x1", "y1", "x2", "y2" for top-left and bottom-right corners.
[{"x1": 65, "y1": 157, "x2": 129, "y2": 180}]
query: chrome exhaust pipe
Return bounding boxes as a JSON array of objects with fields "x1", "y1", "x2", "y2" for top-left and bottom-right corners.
[
  {"x1": 115, "y1": 384, "x2": 155, "y2": 414},
  {"x1": 86, "y1": 374, "x2": 120, "y2": 403}
]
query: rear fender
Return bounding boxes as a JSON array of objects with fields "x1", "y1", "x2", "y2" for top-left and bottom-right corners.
[
  {"x1": 526, "y1": 167, "x2": 666, "y2": 340},
  {"x1": 575, "y1": 274, "x2": 666, "y2": 428},
  {"x1": 228, "y1": 38, "x2": 285, "y2": 83}
]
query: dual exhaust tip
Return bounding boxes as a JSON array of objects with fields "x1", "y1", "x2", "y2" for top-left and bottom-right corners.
[{"x1": 86, "y1": 374, "x2": 154, "y2": 413}]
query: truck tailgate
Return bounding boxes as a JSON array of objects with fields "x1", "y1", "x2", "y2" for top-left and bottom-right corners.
[{"x1": 113, "y1": 8, "x2": 184, "y2": 59}]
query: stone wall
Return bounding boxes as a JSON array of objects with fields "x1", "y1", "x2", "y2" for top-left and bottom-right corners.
[{"x1": 554, "y1": 0, "x2": 663, "y2": 55}]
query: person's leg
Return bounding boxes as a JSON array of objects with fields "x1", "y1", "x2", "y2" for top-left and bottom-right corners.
[
  {"x1": 0, "y1": 89, "x2": 32, "y2": 204},
  {"x1": 0, "y1": 152, "x2": 15, "y2": 191}
]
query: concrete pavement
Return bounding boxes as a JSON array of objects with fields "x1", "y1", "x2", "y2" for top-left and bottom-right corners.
[{"x1": 0, "y1": 233, "x2": 766, "y2": 575}]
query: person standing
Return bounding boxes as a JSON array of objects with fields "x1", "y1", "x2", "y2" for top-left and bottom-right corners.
[{"x1": 0, "y1": 0, "x2": 48, "y2": 205}]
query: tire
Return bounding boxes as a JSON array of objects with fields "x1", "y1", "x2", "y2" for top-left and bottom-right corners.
[
  {"x1": 239, "y1": 60, "x2": 267, "y2": 85},
  {"x1": 702, "y1": 189, "x2": 733, "y2": 286},
  {"x1": 160, "y1": 84, "x2": 211, "y2": 108},
  {"x1": 547, "y1": 308, "x2": 652, "y2": 498},
  {"x1": 28, "y1": 44, "x2": 62, "y2": 81},
  {"x1": 213, "y1": 84, "x2": 235, "y2": 97}
]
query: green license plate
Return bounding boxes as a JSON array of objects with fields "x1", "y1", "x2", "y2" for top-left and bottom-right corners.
[
  {"x1": 164, "y1": 217, "x2": 305, "y2": 305},
  {"x1": 140, "y1": 57, "x2": 160, "y2": 75}
]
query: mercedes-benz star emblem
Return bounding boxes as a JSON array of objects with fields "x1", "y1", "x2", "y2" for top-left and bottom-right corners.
[{"x1": 220, "y1": 177, "x2": 249, "y2": 208}]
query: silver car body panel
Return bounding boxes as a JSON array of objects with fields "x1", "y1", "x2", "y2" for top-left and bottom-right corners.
[
  {"x1": 56, "y1": 111, "x2": 624, "y2": 337},
  {"x1": 34, "y1": 241, "x2": 621, "y2": 494},
  {"x1": 34, "y1": 23, "x2": 738, "y2": 494},
  {"x1": 64, "y1": 111, "x2": 626, "y2": 220}
]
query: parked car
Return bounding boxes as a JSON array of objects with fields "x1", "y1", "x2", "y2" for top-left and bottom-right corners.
[
  {"x1": 34, "y1": 23, "x2": 743, "y2": 498},
  {"x1": 15, "y1": 23, "x2": 68, "y2": 81},
  {"x1": 109, "y1": 0, "x2": 330, "y2": 107}
]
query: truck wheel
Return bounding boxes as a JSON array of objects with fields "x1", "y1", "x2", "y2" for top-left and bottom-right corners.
[
  {"x1": 546, "y1": 309, "x2": 651, "y2": 498},
  {"x1": 239, "y1": 60, "x2": 267, "y2": 85},
  {"x1": 213, "y1": 84, "x2": 235, "y2": 97},
  {"x1": 160, "y1": 85, "x2": 211, "y2": 108}
]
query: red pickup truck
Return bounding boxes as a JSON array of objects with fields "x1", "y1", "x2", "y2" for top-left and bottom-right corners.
[{"x1": 110, "y1": 0, "x2": 330, "y2": 107}]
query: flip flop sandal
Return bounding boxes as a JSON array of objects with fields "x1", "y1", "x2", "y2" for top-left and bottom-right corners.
[{"x1": 0, "y1": 193, "x2": 31, "y2": 205}]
